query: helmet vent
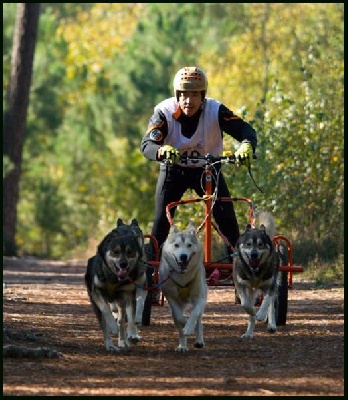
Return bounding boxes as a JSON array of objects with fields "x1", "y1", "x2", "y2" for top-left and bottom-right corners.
[{"x1": 173, "y1": 67, "x2": 208, "y2": 95}]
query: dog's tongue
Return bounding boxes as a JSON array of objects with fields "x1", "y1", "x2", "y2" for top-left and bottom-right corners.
[
  {"x1": 178, "y1": 262, "x2": 188, "y2": 273},
  {"x1": 117, "y1": 269, "x2": 128, "y2": 279},
  {"x1": 249, "y1": 259, "x2": 260, "y2": 268}
]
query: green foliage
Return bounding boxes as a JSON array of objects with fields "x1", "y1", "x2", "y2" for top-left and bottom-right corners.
[
  {"x1": 3, "y1": 3, "x2": 17, "y2": 105},
  {"x1": 213, "y1": 3, "x2": 344, "y2": 265},
  {"x1": 3, "y1": 156, "x2": 14, "y2": 179},
  {"x1": 249, "y1": 15, "x2": 344, "y2": 251},
  {"x1": 25, "y1": 7, "x2": 69, "y2": 157},
  {"x1": 301, "y1": 254, "x2": 344, "y2": 286},
  {"x1": 34, "y1": 179, "x2": 69, "y2": 256}
]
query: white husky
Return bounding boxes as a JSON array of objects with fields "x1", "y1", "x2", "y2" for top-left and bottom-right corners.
[{"x1": 159, "y1": 222, "x2": 208, "y2": 352}]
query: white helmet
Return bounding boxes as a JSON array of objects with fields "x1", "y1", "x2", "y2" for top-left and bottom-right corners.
[{"x1": 173, "y1": 66, "x2": 208, "y2": 99}]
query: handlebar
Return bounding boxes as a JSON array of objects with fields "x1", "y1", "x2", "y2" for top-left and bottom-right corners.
[
  {"x1": 161, "y1": 151, "x2": 257, "y2": 167},
  {"x1": 180, "y1": 152, "x2": 237, "y2": 164},
  {"x1": 178, "y1": 152, "x2": 257, "y2": 165}
]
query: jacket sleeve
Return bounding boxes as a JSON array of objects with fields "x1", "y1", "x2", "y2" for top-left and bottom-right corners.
[
  {"x1": 218, "y1": 104, "x2": 257, "y2": 152},
  {"x1": 140, "y1": 109, "x2": 168, "y2": 161}
]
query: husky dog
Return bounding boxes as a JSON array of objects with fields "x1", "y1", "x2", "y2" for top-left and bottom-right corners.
[
  {"x1": 159, "y1": 222, "x2": 208, "y2": 352},
  {"x1": 85, "y1": 218, "x2": 147, "y2": 352},
  {"x1": 233, "y1": 211, "x2": 280, "y2": 338}
]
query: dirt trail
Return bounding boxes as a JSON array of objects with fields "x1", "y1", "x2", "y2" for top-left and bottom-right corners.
[{"x1": 3, "y1": 257, "x2": 344, "y2": 396}]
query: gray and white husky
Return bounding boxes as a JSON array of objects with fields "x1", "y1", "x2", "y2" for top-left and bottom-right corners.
[
  {"x1": 233, "y1": 211, "x2": 280, "y2": 338},
  {"x1": 159, "y1": 222, "x2": 208, "y2": 352},
  {"x1": 85, "y1": 219, "x2": 147, "y2": 352}
]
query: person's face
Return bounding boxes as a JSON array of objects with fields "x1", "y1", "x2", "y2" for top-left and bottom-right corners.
[{"x1": 178, "y1": 91, "x2": 203, "y2": 117}]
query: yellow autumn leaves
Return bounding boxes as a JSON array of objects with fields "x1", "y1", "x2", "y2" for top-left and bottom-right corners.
[{"x1": 58, "y1": 4, "x2": 145, "y2": 85}]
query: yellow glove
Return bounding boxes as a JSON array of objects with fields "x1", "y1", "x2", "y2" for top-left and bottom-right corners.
[
  {"x1": 234, "y1": 142, "x2": 253, "y2": 167},
  {"x1": 157, "y1": 145, "x2": 180, "y2": 164}
]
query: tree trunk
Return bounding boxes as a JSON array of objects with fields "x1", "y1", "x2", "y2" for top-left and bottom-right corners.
[{"x1": 3, "y1": 3, "x2": 40, "y2": 256}]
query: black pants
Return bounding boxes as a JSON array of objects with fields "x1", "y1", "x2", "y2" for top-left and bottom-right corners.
[{"x1": 150, "y1": 164, "x2": 240, "y2": 257}]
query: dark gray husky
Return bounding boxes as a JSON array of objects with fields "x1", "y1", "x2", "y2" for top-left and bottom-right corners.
[
  {"x1": 233, "y1": 211, "x2": 280, "y2": 338},
  {"x1": 85, "y1": 219, "x2": 147, "y2": 351}
]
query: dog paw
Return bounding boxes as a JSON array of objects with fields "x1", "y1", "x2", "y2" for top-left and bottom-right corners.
[
  {"x1": 127, "y1": 334, "x2": 142, "y2": 343},
  {"x1": 105, "y1": 344, "x2": 121, "y2": 352},
  {"x1": 194, "y1": 341, "x2": 204, "y2": 349},
  {"x1": 175, "y1": 346, "x2": 189, "y2": 352},
  {"x1": 241, "y1": 333, "x2": 253, "y2": 339},
  {"x1": 267, "y1": 324, "x2": 277, "y2": 333},
  {"x1": 118, "y1": 340, "x2": 130, "y2": 349}
]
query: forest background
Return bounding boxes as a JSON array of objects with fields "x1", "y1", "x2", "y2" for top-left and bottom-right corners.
[{"x1": 3, "y1": 3, "x2": 344, "y2": 281}]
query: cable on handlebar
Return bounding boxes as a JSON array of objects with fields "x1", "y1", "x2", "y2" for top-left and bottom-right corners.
[
  {"x1": 179, "y1": 153, "x2": 263, "y2": 193},
  {"x1": 247, "y1": 164, "x2": 263, "y2": 193},
  {"x1": 179, "y1": 153, "x2": 236, "y2": 164}
]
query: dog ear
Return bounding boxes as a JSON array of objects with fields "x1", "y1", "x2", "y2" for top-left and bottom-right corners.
[
  {"x1": 259, "y1": 224, "x2": 273, "y2": 245},
  {"x1": 245, "y1": 223, "x2": 252, "y2": 232},
  {"x1": 117, "y1": 218, "x2": 124, "y2": 227},
  {"x1": 170, "y1": 225, "x2": 179, "y2": 234},
  {"x1": 186, "y1": 221, "x2": 196, "y2": 232},
  {"x1": 131, "y1": 219, "x2": 139, "y2": 227},
  {"x1": 130, "y1": 220, "x2": 144, "y2": 248}
]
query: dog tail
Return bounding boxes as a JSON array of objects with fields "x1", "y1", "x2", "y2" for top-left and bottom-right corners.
[{"x1": 257, "y1": 211, "x2": 276, "y2": 239}]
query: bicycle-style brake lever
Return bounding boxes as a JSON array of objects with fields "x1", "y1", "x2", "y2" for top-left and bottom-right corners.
[{"x1": 205, "y1": 153, "x2": 215, "y2": 163}]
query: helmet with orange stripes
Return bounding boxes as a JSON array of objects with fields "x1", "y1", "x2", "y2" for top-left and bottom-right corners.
[{"x1": 173, "y1": 66, "x2": 208, "y2": 100}]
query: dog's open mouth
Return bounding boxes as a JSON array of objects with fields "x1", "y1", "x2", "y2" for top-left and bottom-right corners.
[
  {"x1": 249, "y1": 258, "x2": 260, "y2": 269},
  {"x1": 116, "y1": 268, "x2": 128, "y2": 279},
  {"x1": 177, "y1": 261, "x2": 189, "y2": 273},
  {"x1": 175, "y1": 253, "x2": 195, "y2": 273}
]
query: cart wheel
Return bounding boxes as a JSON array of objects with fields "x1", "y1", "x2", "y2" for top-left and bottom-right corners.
[
  {"x1": 276, "y1": 244, "x2": 289, "y2": 326},
  {"x1": 142, "y1": 244, "x2": 153, "y2": 326}
]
